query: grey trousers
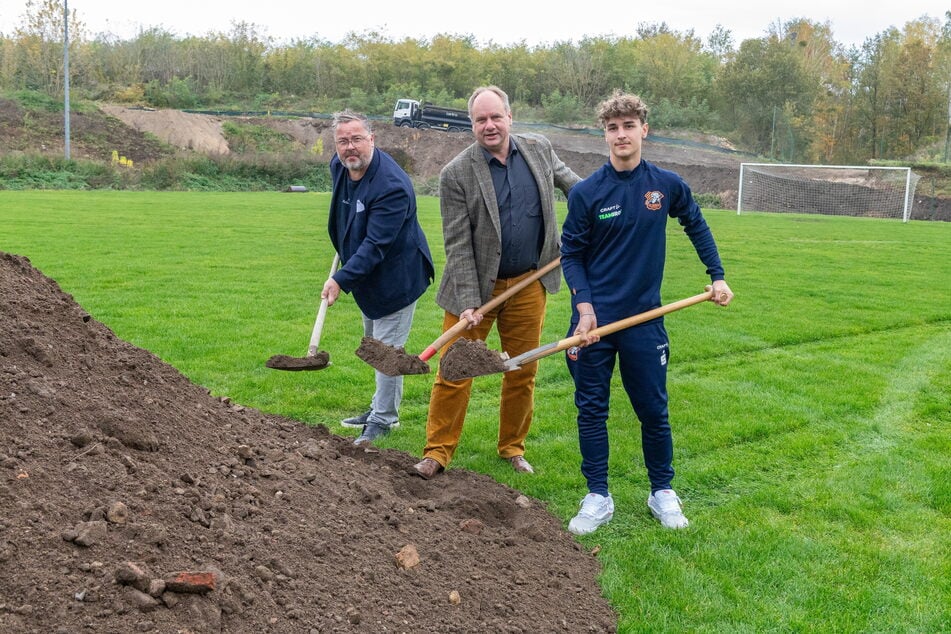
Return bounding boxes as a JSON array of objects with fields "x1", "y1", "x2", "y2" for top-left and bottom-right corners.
[{"x1": 362, "y1": 300, "x2": 417, "y2": 426}]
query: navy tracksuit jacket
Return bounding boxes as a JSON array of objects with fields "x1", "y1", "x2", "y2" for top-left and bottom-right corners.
[{"x1": 560, "y1": 159, "x2": 724, "y2": 495}]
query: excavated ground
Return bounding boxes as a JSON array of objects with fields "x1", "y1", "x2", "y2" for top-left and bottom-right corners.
[{"x1": 0, "y1": 252, "x2": 617, "y2": 633}]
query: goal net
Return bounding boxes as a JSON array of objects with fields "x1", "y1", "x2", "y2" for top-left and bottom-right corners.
[{"x1": 737, "y1": 163, "x2": 920, "y2": 222}]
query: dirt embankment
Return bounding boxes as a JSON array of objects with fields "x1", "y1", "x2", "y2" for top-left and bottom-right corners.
[
  {"x1": 97, "y1": 106, "x2": 951, "y2": 219},
  {"x1": 100, "y1": 105, "x2": 746, "y2": 204},
  {"x1": 2, "y1": 99, "x2": 947, "y2": 218}
]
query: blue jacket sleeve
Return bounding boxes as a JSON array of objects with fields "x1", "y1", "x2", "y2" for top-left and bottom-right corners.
[{"x1": 669, "y1": 180, "x2": 725, "y2": 281}]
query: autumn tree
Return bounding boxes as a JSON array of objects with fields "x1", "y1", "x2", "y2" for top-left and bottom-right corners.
[
  {"x1": 773, "y1": 19, "x2": 852, "y2": 162},
  {"x1": 539, "y1": 38, "x2": 609, "y2": 110},
  {"x1": 479, "y1": 42, "x2": 542, "y2": 107},
  {"x1": 13, "y1": 0, "x2": 84, "y2": 95},
  {"x1": 881, "y1": 19, "x2": 946, "y2": 156},
  {"x1": 624, "y1": 25, "x2": 718, "y2": 129},
  {"x1": 714, "y1": 32, "x2": 819, "y2": 159}
]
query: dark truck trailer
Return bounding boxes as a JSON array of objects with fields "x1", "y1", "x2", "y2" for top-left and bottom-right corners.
[{"x1": 392, "y1": 99, "x2": 472, "y2": 132}]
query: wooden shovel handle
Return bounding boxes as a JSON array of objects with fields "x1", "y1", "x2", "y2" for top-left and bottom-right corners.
[
  {"x1": 505, "y1": 288, "x2": 714, "y2": 369},
  {"x1": 307, "y1": 253, "x2": 340, "y2": 357},
  {"x1": 418, "y1": 257, "x2": 562, "y2": 361}
]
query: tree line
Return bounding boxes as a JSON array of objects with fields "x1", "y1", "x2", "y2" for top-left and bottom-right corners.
[{"x1": 2, "y1": 0, "x2": 950, "y2": 165}]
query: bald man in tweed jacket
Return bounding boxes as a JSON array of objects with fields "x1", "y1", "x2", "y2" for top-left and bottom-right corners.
[{"x1": 414, "y1": 86, "x2": 580, "y2": 480}]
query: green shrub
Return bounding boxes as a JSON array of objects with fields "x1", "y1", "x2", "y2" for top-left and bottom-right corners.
[
  {"x1": 648, "y1": 96, "x2": 718, "y2": 131},
  {"x1": 0, "y1": 150, "x2": 331, "y2": 192},
  {"x1": 140, "y1": 159, "x2": 185, "y2": 190},
  {"x1": 541, "y1": 90, "x2": 584, "y2": 125},
  {"x1": 138, "y1": 154, "x2": 331, "y2": 191},
  {"x1": 0, "y1": 154, "x2": 132, "y2": 190},
  {"x1": 693, "y1": 192, "x2": 722, "y2": 208},
  {"x1": 144, "y1": 78, "x2": 200, "y2": 109},
  {"x1": 222, "y1": 122, "x2": 296, "y2": 154},
  {"x1": 13, "y1": 90, "x2": 62, "y2": 112},
  {"x1": 413, "y1": 176, "x2": 440, "y2": 197}
]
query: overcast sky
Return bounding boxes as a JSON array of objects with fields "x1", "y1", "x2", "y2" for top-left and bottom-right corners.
[{"x1": 1, "y1": 0, "x2": 947, "y2": 49}]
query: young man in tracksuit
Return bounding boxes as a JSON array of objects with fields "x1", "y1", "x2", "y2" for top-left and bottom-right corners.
[{"x1": 560, "y1": 90, "x2": 734, "y2": 534}]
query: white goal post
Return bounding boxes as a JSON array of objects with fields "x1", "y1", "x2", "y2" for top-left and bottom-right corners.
[{"x1": 737, "y1": 163, "x2": 920, "y2": 222}]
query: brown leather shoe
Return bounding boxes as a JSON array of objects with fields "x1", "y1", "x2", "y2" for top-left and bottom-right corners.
[
  {"x1": 508, "y1": 455, "x2": 534, "y2": 474},
  {"x1": 413, "y1": 457, "x2": 444, "y2": 480}
]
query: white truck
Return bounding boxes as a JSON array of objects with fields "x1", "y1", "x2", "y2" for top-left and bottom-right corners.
[{"x1": 392, "y1": 99, "x2": 472, "y2": 132}]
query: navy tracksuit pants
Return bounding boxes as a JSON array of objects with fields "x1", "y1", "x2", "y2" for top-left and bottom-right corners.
[{"x1": 565, "y1": 319, "x2": 674, "y2": 496}]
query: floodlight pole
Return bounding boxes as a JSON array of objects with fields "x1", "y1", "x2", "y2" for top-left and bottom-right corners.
[
  {"x1": 944, "y1": 80, "x2": 950, "y2": 163},
  {"x1": 64, "y1": 0, "x2": 70, "y2": 160}
]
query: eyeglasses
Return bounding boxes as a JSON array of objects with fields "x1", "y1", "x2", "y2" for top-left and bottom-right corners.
[{"x1": 335, "y1": 136, "x2": 369, "y2": 148}]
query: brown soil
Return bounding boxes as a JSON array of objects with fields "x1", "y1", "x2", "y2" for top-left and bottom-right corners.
[
  {"x1": 99, "y1": 104, "x2": 231, "y2": 155},
  {"x1": 0, "y1": 99, "x2": 172, "y2": 164},
  {"x1": 439, "y1": 339, "x2": 509, "y2": 382},
  {"x1": 0, "y1": 252, "x2": 617, "y2": 633},
  {"x1": 354, "y1": 337, "x2": 430, "y2": 377}
]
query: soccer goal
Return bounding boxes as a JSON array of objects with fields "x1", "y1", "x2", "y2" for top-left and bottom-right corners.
[{"x1": 737, "y1": 163, "x2": 920, "y2": 222}]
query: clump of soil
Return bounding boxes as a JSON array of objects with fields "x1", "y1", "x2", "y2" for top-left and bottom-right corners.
[
  {"x1": 439, "y1": 338, "x2": 509, "y2": 382},
  {"x1": 354, "y1": 336, "x2": 430, "y2": 376},
  {"x1": 264, "y1": 352, "x2": 331, "y2": 371},
  {"x1": 0, "y1": 251, "x2": 617, "y2": 633}
]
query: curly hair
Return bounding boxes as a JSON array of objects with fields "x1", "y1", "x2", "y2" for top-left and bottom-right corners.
[{"x1": 596, "y1": 90, "x2": 648, "y2": 128}]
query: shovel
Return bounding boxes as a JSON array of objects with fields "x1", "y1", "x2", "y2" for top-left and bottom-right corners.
[
  {"x1": 355, "y1": 257, "x2": 562, "y2": 376},
  {"x1": 439, "y1": 288, "x2": 714, "y2": 381},
  {"x1": 266, "y1": 252, "x2": 340, "y2": 371}
]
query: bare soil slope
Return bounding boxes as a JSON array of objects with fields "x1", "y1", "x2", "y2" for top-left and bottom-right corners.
[
  {"x1": 93, "y1": 105, "x2": 951, "y2": 219},
  {"x1": 100, "y1": 105, "x2": 745, "y2": 203},
  {"x1": 0, "y1": 252, "x2": 617, "y2": 633},
  {"x1": 0, "y1": 99, "x2": 172, "y2": 164},
  {"x1": 2, "y1": 98, "x2": 946, "y2": 217}
]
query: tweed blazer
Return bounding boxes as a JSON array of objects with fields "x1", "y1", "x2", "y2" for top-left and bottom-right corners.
[{"x1": 435, "y1": 132, "x2": 581, "y2": 316}]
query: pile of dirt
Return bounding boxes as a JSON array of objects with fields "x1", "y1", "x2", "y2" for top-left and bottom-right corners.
[
  {"x1": 0, "y1": 251, "x2": 617, "y2": 633},
  {"x1": 99, "y1": 105, "x2": 230, "y2": 155}
]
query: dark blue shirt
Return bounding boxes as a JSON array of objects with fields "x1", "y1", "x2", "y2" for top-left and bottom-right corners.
[
  {"x1": 483, "y1": 139, "x2": 543, "y2": 278},
  {"x1": 332, "y1": 176, "x2": 358, "y2": 237}
]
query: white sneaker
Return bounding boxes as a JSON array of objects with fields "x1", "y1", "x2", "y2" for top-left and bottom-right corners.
[
  {"x1": 568, "y1": 493, "x2": 614, "y2": 536},
  {"x1": 647, "y1": 489, "x2": 689, "y2": 529}
]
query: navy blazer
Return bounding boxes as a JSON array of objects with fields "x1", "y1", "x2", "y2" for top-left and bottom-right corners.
[{"x1": 328, "y1": 148, "x2": 434, "y2": 320}]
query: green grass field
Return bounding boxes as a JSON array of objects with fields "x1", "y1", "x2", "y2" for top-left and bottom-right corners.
[{"x1": 2, "y1": 191, "x2": 949, "y2": 633}]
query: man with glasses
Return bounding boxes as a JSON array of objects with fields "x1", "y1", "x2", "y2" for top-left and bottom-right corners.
[{"x1": 324, "y1": 109, "x2": 434, "y2": 445}]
